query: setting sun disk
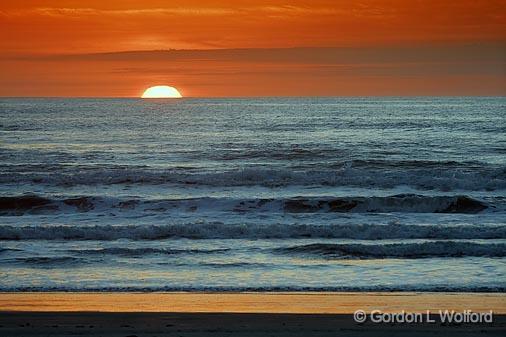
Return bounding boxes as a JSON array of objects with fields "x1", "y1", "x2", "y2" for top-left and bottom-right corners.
[{"x1": 142, "y1": 86, "x2": 182, "y2": 98}]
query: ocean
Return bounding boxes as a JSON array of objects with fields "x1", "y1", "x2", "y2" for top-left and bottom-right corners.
[{"x1": 0, "y1": 97, "x2": 505, "y2": 291}]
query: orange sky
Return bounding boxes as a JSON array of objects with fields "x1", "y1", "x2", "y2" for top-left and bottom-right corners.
[{"x1": 0, "y1": 0, "x2": 505, "y2": 96}]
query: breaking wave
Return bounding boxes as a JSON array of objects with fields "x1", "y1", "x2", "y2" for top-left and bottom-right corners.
[
  {"x1": 0, "y1": 194, "x2": 494, "y2": 215},
  {"x1": 1, "y1": 223, "x2": 505, "y2": 240}
]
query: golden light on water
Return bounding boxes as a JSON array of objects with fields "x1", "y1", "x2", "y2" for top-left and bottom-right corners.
[{"x1": 141, "y1": 86, "x2": 182, "y2": 98}]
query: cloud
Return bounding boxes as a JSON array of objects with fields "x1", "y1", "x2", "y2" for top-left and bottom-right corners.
[
  {"x1": 0, "y1": 7, "x2": 235, "y2": 17},
  {"x1": 24, "y1": 44, "x2": 505, "y2": 66},
  {"x1": 32, "y1": 7, "x2": 236, "y2": 17},
  {"x1": 1, "y1": 5, "x2": 381, "y2": 18}
]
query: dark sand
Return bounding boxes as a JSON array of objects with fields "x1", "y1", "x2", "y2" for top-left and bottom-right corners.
[{"x1": 1, "y1": 312, "x2": 505, "y2": 336}]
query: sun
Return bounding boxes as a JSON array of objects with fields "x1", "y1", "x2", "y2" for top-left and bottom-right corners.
[{"x1": 141, "y1": 86, "x2": 182, "y2": 98}]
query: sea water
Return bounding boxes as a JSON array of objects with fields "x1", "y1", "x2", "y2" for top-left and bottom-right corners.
[{"x1": 0, "y1": 97, "x2": 505, "y2": 291}]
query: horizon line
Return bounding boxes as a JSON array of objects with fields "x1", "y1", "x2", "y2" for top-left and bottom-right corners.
[{"x1": 1, "y1": 95, "x2": 504, "y2": 99}]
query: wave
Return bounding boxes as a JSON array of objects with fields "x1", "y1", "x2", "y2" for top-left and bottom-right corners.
[
  {"x1": 280, "y1": 195, "x2": 488, "y2": 213},
  {"x1": 0, "y1": 247, "x2": 21, "y2": 253},
  {"x1": 1, "y1": 165, "x2": 504, "y2": 191},
  {"x1": 68, "y1": 247, "x2": 230, "y2": 256},
  {"x1": 1, "y1": 256, "x2": 85, "y2": 266},
  {"x1": 276, "y1": 241, "x2": 506, "y2": 258},
  {"x1": 1, "y1": 223, "x2": 505, "y2": 240},
  {"x1": 0, "y1": 194, "x2": 493, "y2": 216},
  {"x1": 151, "y1": 261, "x2": 272, "y2": 268}
]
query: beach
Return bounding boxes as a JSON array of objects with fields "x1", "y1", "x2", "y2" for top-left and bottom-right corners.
[{"x1": 1, "y1": 292, "x2": 505, "y2": 336}]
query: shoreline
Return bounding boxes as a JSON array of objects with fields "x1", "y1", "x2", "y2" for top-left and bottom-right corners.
[{"x1": 1, "y1": 292, "x2": 505, "y2": 313}]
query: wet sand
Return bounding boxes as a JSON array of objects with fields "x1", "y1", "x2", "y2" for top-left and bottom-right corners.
[{"x1": 1, "y1": 292, "x2": 505, "y2": 336}]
